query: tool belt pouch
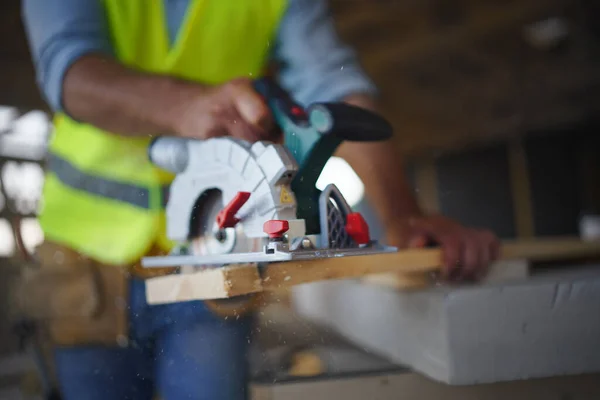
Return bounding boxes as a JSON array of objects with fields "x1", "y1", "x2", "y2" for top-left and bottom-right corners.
[{"x1": 10, "y1": 242, "x2": 129, "y2": 347}]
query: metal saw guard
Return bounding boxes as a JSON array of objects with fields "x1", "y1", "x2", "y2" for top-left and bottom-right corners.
[{"x1": 318, "y1": 184, "x2": 356, "y2": 249}]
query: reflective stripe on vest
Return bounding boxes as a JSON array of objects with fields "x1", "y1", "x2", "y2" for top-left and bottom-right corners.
[{"x1": 47, "y1": 152, "x2": 170, "y2": 209}]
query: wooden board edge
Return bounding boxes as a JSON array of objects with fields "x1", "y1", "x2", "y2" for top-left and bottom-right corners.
[
  {"x1": 145, "y1": 263, "x2": 263, "y2": 305},
  {"x1": 145, "y1": 237, "x2": 600, "y2": 302}
]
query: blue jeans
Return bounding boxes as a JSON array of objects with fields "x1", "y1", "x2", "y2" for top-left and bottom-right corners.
[{"x1": 53, "y1": 278, "x2": 253, "y2": 400}]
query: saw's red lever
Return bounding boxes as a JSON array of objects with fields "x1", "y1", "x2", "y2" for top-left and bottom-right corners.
[
  {"x1": 263, "y1": 220, "x2": 289, "y2": 239},
  {"x1": 216, "y1": 192, "x2": 251, "y2": 229},
  {"x1": 345, "y1": 212, "x2": 370, "y2": 245}
]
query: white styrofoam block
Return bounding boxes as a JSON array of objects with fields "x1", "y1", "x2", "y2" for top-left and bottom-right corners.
[{"x1": 291, "y1": 264, "x2": 600, "y2": 385}]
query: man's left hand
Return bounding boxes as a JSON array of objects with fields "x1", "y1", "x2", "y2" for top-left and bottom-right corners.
[{"x1": 387, "y1": 215, "x2": 501, "y2": 282}]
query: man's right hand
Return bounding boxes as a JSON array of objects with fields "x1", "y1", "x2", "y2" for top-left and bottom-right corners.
[
  {"x1": 59, "y1": 55, "x2": 280, "y2": 142},
  {"x1": 175, "y1": 78, "x2": 278, "y2": 143}
]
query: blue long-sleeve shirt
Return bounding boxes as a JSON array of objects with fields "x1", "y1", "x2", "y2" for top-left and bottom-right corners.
[{"x1": 21, "y1": 0, "x2": 378, "y2": 112}]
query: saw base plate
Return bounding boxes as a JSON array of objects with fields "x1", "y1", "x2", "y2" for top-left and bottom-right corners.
[{"x1": 141, "y1": 243, "x2": 398, "y2": 268}]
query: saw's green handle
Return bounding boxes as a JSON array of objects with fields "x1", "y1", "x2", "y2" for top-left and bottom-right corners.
[{"x1": 253, "y1": 77, "x2": 393, "y2": 234}]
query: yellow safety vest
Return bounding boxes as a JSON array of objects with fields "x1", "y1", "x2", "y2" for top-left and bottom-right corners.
[{"x1": 39, "y1": 0, "x2": 288, "y2": 266}]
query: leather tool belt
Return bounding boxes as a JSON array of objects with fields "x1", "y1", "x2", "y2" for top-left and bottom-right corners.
[
  {"x1": 10, "y1": 241, "x2": 260, "y2": 347},
  {"x1": 10, "y1": 241, "x2": 176, "y2": 347}
]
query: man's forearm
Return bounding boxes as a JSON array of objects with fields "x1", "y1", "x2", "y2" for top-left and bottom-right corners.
[
  {"x1": 62, "y1": 54, "x2": 207, "y2": 136},
  {"x1": 338, "y1": 94, "x2": 423, "y2": 236},
  {"x1": 336, "y1": 140, "x2": 423, "y2": 221}
]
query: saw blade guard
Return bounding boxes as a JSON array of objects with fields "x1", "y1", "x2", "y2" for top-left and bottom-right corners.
[{"x1": 149, "y1": 137, "x2": 308, "y2": 257}]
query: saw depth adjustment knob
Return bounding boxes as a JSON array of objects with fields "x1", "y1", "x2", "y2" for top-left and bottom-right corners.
[{"x1": 263, "y1": 220, "x2": 289, "y2": 241}]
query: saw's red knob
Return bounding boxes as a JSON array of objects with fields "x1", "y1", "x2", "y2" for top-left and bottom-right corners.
[
  {"x1": 263, "y1": 220, "x2": 289, "y2": 239},
  {"x1": 345, "y1": 212, "x2": 370, "y2": 245},
  {"x1": 216, "y1": 191, "x2": 251, "y2": 229}
]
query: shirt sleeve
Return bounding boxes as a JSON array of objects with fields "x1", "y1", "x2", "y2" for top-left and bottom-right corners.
[
  {"x1": 272, "y1": 0, "x2": 378, "y2": 106},
  {"x1": 21, "y1": 0, "x2": 114, "y2": 112}
]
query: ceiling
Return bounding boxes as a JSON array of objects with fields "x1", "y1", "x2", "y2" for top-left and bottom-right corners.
[
  {"x1": 2, "y1": 0, "x2": 599, "y2": 159},
  {"x1": 329, "y1": 0, "x2": 600, "y2": 158}
]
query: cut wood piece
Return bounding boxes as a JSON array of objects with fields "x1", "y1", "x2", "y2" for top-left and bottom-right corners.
[
  {"x1": 288, "y1": 351, "x2": 325, "y2": 377},
  {"x1": 260, "y1": 248, "x2": 441, "y2": 291},
  {"x1": 145, "y1": 264, "x2": 262, "y2": 305},
  {"x1": 145, "y1": 236, "x2": 600, "y2": 303}
]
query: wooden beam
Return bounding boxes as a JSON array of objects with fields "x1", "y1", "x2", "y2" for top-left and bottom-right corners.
[
  {"x1": 508, "y1": 139, "x2": 535, "y2": 238},
  {"x1": 414, "y1": 157, "x2": 440, "y2": 214},
  {"x1": 359, "y1": 0, "x2": 560, "y2": 72},
  {"x1": 145, "y1": 236, "x2": 600, "y2": 304}
]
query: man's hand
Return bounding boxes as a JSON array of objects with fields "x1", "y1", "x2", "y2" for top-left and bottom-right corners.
[
  {"x1": 175, "y1": 78, "x2": 277, "y2": 142},
  {"x1": 387, "y1": 214, "x2": 501, "y2": 282},
  {"x1": 61, "y1": 55, "x2": 279, "y2": 142},
  {"x1": 339, "y1": 93, "x2": 500, "y2": 282}
]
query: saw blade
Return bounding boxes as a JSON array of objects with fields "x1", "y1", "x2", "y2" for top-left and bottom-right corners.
[{"x1": 189, "y1": 189, "x2": 263, "y2": 261}]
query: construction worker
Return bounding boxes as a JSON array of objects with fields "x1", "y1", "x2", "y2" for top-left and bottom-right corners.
[{"x1": 19, "y1": 0, "x2": 500, "y2": 399}]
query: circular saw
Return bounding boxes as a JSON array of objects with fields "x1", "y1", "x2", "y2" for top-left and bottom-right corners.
[{"x1": 142, "y1": 78, "x2": 398, "y2": 284}]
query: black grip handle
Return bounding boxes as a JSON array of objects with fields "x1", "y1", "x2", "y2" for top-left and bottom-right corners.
[
  {"x1": 308, "y1": 102, "x2": 393, "y2": 142},
  {"x1": 254, "y1": 77, "x2": 394, "y2": 142}
]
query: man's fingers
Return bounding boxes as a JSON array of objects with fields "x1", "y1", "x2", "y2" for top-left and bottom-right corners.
[
  {"x1": 441, "y1": 236, "x2": 461, "y2": 280},
  {"x1": 407, "y1": 234, "x2": 429, "y2": 248},
  {"x1": 226, "y1": 80, "x2": 273, "y2": 136},
  {"x1": 202, "y1": 121, "x2": 228, "y2": 140},
  {"x1": 223, "y1": 112, "x2": 265, "y2": 142},
  {"x1": 440, "y1": 231, "x2": 489, "y2": 282},
  {"x1": 406, "y1": 216, "x2": 501, "y2": 283},
  {"x1": 478, "y1": 237, "x2": 492, "y2": 279},
  {"x1": 469, "y1": 229, "x2": 499, "y2": 280},
  {"x1": 465, "y1": 229, "x2": 502, "y2": 281},
  {"x1": 461, "y1": 233, "x2": 483, "y2": 281},
  {"x1": 485, "y1": 229, "x2": 501, "y2": 262}
]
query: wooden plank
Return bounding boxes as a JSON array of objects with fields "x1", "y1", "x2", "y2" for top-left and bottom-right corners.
[
  {"x1": 145, "y1": 263, "x2": 263, "y2": 305},
  {"x1": 508, "y1": 139, "x2": 535, "y2": 238},
  {"x1": 261, "y1": 249, "x2": 441, "y2": 291},
  {"x1": 145, "y1": 236, "x2": 600, "y2": 303},
  {"x1": 498, "y1": 237, "x2": 600, "y2": 261},
  {"x1": 414, "y1": 158, "x2": 440, "y2": 214}
]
